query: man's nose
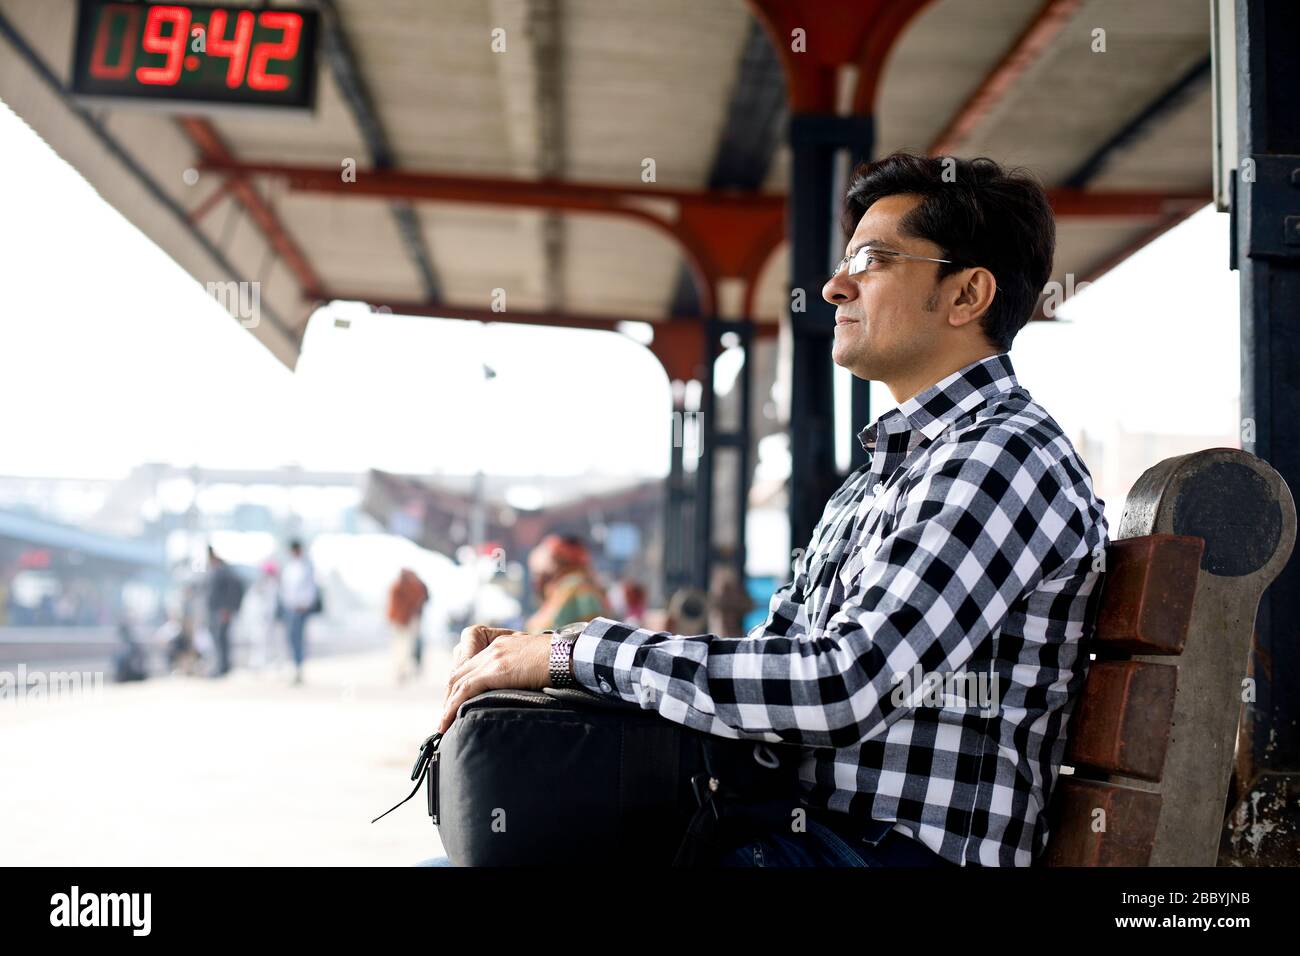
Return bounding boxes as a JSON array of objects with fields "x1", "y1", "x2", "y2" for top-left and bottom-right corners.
[{"x1": 822, "y1": 272, "x2": 856, "y2": 305}]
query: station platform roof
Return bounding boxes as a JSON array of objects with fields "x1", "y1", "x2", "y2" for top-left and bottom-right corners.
[{"x1": 0, "y1": 0, "x2": 1212, "y2": 374}]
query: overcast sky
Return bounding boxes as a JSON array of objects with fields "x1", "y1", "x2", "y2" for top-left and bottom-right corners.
[{"x1": 0, "y1": 98, "x2": 1240, "y2": 486}]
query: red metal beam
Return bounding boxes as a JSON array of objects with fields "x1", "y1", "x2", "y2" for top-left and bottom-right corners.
[
  {"x1": 1081, "y1": 204, "x2": 1203, "y2": 281},
  {"x1": 853, "y1": 0, "x2": 936, "y2": 114},
  {"x1": 178, "y1": 118, "x2": 326, "y2": 300},
  {"x1": 190, "y1": 154, "x2": 1207, "y2": 338},
  {"x1": 746, "y1": 0, "x2": 933, "y2": 113},
  {"x1": 928, "y1": 0, "x2": 1084, "y2": 157},
  {"x1": 186, "y1": 176, "x2": 235, "y2": 224},
  {"x1": 1046, "y1": 189, "x2": 1207, "y2": 218},
  {"x1": 199, "y1": 158, "x2": 1205, "y2": 218},
  {"x1": 197, "y1": 159, "x2": 782, "y2": 216},
  {"x1": 198, "y1": 159, "x2": 794, "y2": 316}
]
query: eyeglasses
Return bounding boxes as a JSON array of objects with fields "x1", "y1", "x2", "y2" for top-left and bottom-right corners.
[{"x1": 828, "y1": 246, "x2": 954, "y2": 285}]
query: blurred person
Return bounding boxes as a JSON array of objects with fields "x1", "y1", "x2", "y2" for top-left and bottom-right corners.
[
  {"x1": 279, "y1": 538, "x2": 318, "y2": 685},
  {"x1": 112, "y1": 620, "x2": 149, "y2": 683},
  {"x1": 205, "y1": 546, "x2": 246, "y2": 678},
  {"x1": 607, "y1": 577, "x2": 648, "y2": 628},
  {"x1": 708, "y1": 564, "x2": 753, "y2": 637},
  {"x1": 241, "y1": 559, "x2": 282, "y2": 671},
  {"x1": 665, "y1": 586, "x2": 709, "y2": 635},
  {"x1": 387, "y1": 567, "x2": 428, "y2": 684},
  {"x1": 160, "y1": 610, "x2": 200, "y2": 675},
  {"x1": 523, "y1": 534, "x2": 607, "y2": 633},
  {"x1": 0, "y1": 563, "x2": 11, "y2": 627}
]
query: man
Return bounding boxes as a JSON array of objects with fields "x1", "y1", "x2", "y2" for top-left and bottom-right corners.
[
  {"x1": 279, "y1": 538, "x2": 318, "y2": 686},
  {"x1": 205, "y1": 546, "x2": 246, "y2": 678},
  {"x1": 436, "y1": 152, "x2": 1109, "y2": 867}
]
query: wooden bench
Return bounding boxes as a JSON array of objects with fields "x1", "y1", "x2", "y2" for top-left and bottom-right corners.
[{"x1": 1041, "y1": 448, "x2": 1295, "y2": 866}]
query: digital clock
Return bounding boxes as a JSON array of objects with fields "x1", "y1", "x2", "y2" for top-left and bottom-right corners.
[{"x1": 70, "y1": 2, "x2": 319, "y2": 112}]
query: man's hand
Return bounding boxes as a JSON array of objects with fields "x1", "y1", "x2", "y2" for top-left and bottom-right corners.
[
  {"x1": 449, "y1": 625, "x2": 515, "y2": 673},
  {"x1": 438, "y1": 630, "x2": 551, "y2": 734}
]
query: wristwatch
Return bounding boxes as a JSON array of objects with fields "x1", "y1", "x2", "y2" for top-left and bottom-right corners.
[{"x1": 544, "y1": 621, "x2": 586, "y2": 688}]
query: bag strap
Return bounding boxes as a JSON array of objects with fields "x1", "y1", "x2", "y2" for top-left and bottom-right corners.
[
  {"x1": 371, "y1": 732, "x2": 441, "y2": 824},
  {"x1": 672, "y1": 771, "x2": 725, "y2": 866},
  {"x1": 672, "y1": 739, "x2": 805, "y2": 866}
]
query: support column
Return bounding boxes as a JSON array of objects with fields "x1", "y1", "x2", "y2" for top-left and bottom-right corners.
[
  {"x1": 788, "y1": 114, "x2": 874, "y2": 550},
  {"x1": 697, "y1": 318, "x2": 755, "y2": 592},
  {"x1": 1235, "y1": 0, "x2": 1300, "y2": 775},
  {"x1": 664, "y1": 384, "x2": 695, "y2": 597}
]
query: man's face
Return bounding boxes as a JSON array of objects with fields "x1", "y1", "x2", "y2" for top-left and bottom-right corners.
[{"x1": 822, "y1": 193, "x2": 950, "y2": 381}]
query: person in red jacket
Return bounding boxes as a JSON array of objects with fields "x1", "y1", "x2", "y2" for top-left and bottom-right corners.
[{"x1": 387, "y1": 568, "x2": 428, "y2": 684}]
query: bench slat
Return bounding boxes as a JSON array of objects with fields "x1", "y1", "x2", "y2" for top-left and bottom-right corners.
[
  {"x1": 1042, "y1": 777, "x2": 1161, "y2": 867},
  {"x1": 1092, "y1": 535, "x2": 1203, "y2": 655},
  {"x1": 1065, "y1": 660, "x2": 1177, "y2": 781}
]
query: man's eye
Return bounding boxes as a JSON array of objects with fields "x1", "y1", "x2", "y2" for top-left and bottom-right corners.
[{"x1": 849, "y1": 251, "x2": 879, "y2": 274}]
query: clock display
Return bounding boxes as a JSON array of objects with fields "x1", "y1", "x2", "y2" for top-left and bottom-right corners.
[{"x1": 71, "y1": 2, "x2": 319, "y2": 112}]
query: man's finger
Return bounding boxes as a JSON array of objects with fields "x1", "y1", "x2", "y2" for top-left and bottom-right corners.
[
  {"x1": 438, "y1": 672, "x2": 480, "y2": 734},
  {"x1": 439, "y1": 649, "x2": 498, "y2": 729},
  {"x1": 445, "y1": 650, "x2": 482, "y2": 696}
]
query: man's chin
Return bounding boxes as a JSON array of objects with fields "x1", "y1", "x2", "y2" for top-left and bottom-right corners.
[
  {"x1": 832, "y1": 343, "x2": 877, "y2": 380},
  {"x1": 831, "y1": 337, "x2": 863, "y2": 369}
]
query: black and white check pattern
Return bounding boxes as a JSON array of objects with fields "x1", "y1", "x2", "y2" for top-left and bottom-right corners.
[{"x1": 572, "y1": 352, "x2": 1109, "y2": 866}]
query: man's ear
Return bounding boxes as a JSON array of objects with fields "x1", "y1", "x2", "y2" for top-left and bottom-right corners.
[{"x1": 948, "y1": 267, "x2": 997, "y2": 329}]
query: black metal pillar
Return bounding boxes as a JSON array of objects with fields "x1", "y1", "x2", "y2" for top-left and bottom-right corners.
[
  {"x1": 1235, "y1": 0, "x2": 1300, "y2": 774},
  {"x1": 788, "y1": 115, "x2": 875, "y2": 550},
  {"x1": 696, "y1": 318, "x2": 754, "y2": 592},
  {"x1": 664, "y1": 388, "x2": 694, "y2": 597}
]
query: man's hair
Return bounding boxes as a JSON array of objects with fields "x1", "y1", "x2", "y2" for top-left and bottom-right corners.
[{"x1": 841, "y1": 152, "x2": 1055, "y2": 351}]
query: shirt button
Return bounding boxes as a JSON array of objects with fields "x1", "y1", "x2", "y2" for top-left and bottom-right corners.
[
  {"x1": 598, "y1": 679, "x2": 613, "y2": 695},
  {"x1": 872, "y1": 483, "x2": 885, "y2": 496}
]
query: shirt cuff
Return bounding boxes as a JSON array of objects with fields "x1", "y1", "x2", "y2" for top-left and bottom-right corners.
[{"x1": 571, "y1": 616, "x2": 644, "y2": 703}]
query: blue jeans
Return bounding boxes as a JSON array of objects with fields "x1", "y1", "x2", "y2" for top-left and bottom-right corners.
[
  {"x1": 717, "y1": 818, "x2": 953, "y2": 867},
  {"x1": 286, "y1": 611, "x2": 308, "y2": 667},
  {"x1": 416, "y1": 819, "x2": 953, "y2": 867}
]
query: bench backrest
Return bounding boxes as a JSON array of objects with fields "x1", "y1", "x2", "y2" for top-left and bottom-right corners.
[{"x1": 1042, "y1": 448, "x2": 1294, "y2": 866}]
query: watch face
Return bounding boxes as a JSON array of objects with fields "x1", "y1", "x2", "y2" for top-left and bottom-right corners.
[{"x1": 558, "y1": 622, "x2": 586, "y2": 640}]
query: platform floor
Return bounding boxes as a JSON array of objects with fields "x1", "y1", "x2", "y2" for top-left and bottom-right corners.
[{"x1": 1, "y1": 648, "x2": 452, "y2": 865}]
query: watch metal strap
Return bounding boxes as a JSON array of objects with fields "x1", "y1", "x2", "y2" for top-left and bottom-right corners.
[{"x1": 548, "y1": 632, "x2": 577, "y2": 687}]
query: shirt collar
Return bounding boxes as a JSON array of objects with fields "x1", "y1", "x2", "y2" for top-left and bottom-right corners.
[{"x1": 857, "y1": 352, "x2": 1020, "y2": 452}]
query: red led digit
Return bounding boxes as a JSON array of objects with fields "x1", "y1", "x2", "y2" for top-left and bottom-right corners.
[
  {"x1": 88, "y1": 4, "x2": 141, "y2": 80},
  {"x1": 207, "y1": 10, "x2": 255, "y2": 88},
  {"x1": 247, "y1": 11, "x2": 302, "y2": 92},
  {"x1": 136, "y1": 5, "x2": 191, "y2": 86}
]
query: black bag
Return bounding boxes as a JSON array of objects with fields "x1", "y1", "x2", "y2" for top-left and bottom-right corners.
[{"x1": 375, "y1": 686, "x2": 804, "y2": 866}]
